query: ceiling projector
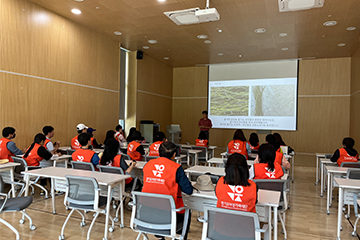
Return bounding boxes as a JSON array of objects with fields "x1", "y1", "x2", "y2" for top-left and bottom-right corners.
[{"x1": 164, "y1": 0, "x2": 220, "y2": 25}]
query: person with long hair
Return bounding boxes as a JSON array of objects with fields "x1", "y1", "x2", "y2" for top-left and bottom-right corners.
[
  {"x1": 195, "y1": 131, "x2": 208, "y2": 147},
  {"x1": 126, "y1": 127, "x2": 137, "y2": 143},
  {"x1": 250, "y1": 143, "x2": 284, "y2": 179},
  {"x1": 103, "y1": 130, "x2": 116, "y2": 146},
  {"x1": 248, "y1": 132, "x2": 260, "y2": 150},
  {"x1": 23, "y1": 133, "x2": 52, "y2": 166},
  {"x1": 216, "y1": 153, "x2": 257, "y2": 212},
  {"x1": 227, "y1": 129, "x2": 251, "y2": 159},
  {"x1": 266, "y1": 134, "x2": 290, "y2": 169},
  {"x1": 148, "y1": 131, "x2": 166, "y2": 156},
  {"x1": 273, "y1": 133, "x2": 286, "y2": 146}
]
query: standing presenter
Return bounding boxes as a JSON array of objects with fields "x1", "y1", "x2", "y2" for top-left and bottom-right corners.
[{"x1": 198, "y1": 110, "x2": 212, "y2": 141}]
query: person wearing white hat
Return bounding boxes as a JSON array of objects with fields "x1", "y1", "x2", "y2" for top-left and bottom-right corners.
[{"x1": 71, "y1": 123, "x2": 88, "y2": 149}]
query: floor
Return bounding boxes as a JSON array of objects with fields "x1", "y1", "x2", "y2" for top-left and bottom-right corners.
[{"x1": 1, "y1": 154, "x2": 360, "y2": 240}]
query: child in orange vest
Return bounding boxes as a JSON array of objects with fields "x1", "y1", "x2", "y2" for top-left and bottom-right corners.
[
  {"x1": 195, "y1": 131, "x2": 208, "y2": 147},
  {"x1": 330, "y1": 137, "x2": 358, "y2": 166},
  {"x1": 71, "y1": 133, "x2": 100, "y2": 169}
]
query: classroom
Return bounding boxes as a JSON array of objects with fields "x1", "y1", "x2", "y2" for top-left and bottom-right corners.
[{"x1": 1, "y1": 0, "x2": 360, "y2": 239}]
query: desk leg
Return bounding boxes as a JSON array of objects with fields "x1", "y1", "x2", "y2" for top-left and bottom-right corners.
[
  {"x1": 268, "y1": 206, "x2": 272, "y2": 240},
  {"x1": 10, "y1": 168, "x2": 16, "y2": 197},
  {"x1": 65, "y1": 159, "x2": 68, "y2": 169},
  {"x1": 274, "y1": 206, "x2": 278, "y2": 240},
  {"x1": 104, "y1": 186, "x2": 112, "y2": 240},
  {"x1": 120, "y1": 181, "x2": 124, "y2": 228},
  {"x1": 24, "y1": 174, "x2": 30, "y2": 197},
  {"x1": 195, "y1": 154, "x2": 198, "y2": 166},
  {"x1": 337, "y1": 187, "x2": 343, "y2": 240},
  {"x1": 326, "y1": 172, "x2": 331, "y2": 215},
  {"x1": 315, "y1": 156, "x2": 319, "y2": 185},
  {"x1": 212, "y1": 149, "x2": 215, "y2": 158},
  {"x1": 320, "y1": 161, "x2": 324, "y2": 197},
  {"x1": 291, "y1": 155, "x2": 294, "y2": 183},
  {"x1": 51, "y1": 178, "x2": 56, "y2": 214}
]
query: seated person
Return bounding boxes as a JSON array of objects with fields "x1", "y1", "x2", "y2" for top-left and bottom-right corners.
[
  {"x1": 43, "y1": 126, "x2": 61, "y2": 155},
  {"x1": 227, "y1": 129, "x2": 251, "y2": 159},
  {"x1": 126, "y1": 127, "x2": 136, "y2": 143},
  {"x1": 273, "y1": 132, "x2": 286, "y2": 146},
  {"x1": 23, "y1": 133, "x2": 53, "y2": 166},
  {"x1": 115, "y1": 125, "x2": 127, "y2": 143},
  {"x1": 248, "y1": 132, "x2": 260, "y2": 150},
  {"x1": 103, "y1": 130, "x2": 116, "y2": 146},
  {"x1": 149, "y1": 131, "x2": 166, "y2": 156},
  {"x1": 0, "y1": 127, "x2": 24, "y2": 162},
  {"x1": 72, "y1": 133, "x2": 100, "y2": 170},
  {"x1": 250, "y1": 143, "x2": 284, "y2": 179},
  {"x1": 100, "y1": 139, "x2": 142, "y2": 190},
  {"x1": 266, "y1": 134, "x2": 290, "y2": 170},
  {"x1": 331, "y1": 137, "x2": 358, "y2": 166},
  {"x1": 127, "y1": 131, "x2": 146, "y2": 161},
  {"x1": 216, "y1": 153, "x2": 257, "y2": 212},
  {"x1": 87, "y1": 127, "x2": 103, "y2": 149},
  {"x1": 71, "y1": 123, "x2": 88, "y2": 149},
  {"x1": 195, "y1": 131, "x2": 208, "y2": 147},
  {"x1": 142, "y1": 141, "x2": 193, "y2": 240}
]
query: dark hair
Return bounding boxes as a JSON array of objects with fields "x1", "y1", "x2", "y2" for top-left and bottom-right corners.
[
  {"x1": 104, "y1": 130, "x2": 116, "y2": 145},
  {"x1": 159, "y1": 141, "x2": 177, "y2": 159},
  {"x1": 266, "y1": 134, "x2": 280, "y2": 151},
  {"x1": 100, "y1": 139, "x2": 120, "y2": 165},
  {"x1": 115, "y1": 125, "x2": 122, "y2": 131},
  {"x1": 233, "y1": 129, "x2": 246, "y2": 141},
  {"x1": 224, "y1": 153, "x2": 250, "y2": 186},
  {"x1": 154, "y1": 131, "x2": 166, "y2": 142},
  {"x1": 343, "y1": 137, "x2": 355, "y2": 148},
  {"x1": 2, "y1": 127, "x2": 15, "y2": 138},
  {"x1": 77, "y1": 129, "x2": 83, "y2": 134},
  {"x1": 273, "y1": 133, "x2": 286, "y2": 146},
  {"x1": 127, "y1": 127, "x2": 136, "y2": 142},
  {"x1": 258, "y1": 143, "x2": 276, "y2": 172},
  {"x1": 78, "y1": 133, "x2": 91, "y2": 146},
  {"x1": 202, "y1": 110, "x2": 208, "y2": 115},
  {"x1": 132, "y1": 131, "x2": 143, "y2": 141},
  {"x1": 42, "y1": 126, "x2": 54, "y2": 135},
  {"x1": 198, "y1": 131, "x2": 207, "y2": 140},
  {"x1": 249, "y1": 133, "x2": 259, "y2": 147},
  {"x1": 23, "y1": 133, "x2": 46, "y2": 158}
]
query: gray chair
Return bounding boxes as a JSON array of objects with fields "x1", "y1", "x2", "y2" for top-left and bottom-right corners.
[
  {"x1": 199, "y1": 205, "x2": 269, "y2": 240},
  {"x1": 0, "y1": 175, "x2": 36, "y2": 240},
  {"x1": 129, "y1": 191, "x2": 190, "y2": 240},
  {"x1": 352, "y1": 199, "x2": 360, "y2": 236},
  {"x1": 59, "y1": 175, "x2": 115, "y2": 240},
  {"x1": 175, "y1": 144, "x2": 191, "y2": 166},
  {"x1": 191, "y1": 146, "x2": 211, "y2": 164},
  {"x1": 343, "y1": 169, "x2": 360, "y2": 221},
  {"x1": 71, "y1": 161, "x2": 95, "y2": 171},
  {"x1": 120, "y1": 153, "x2": 131, "y2": 161},
  {"x1": 340, "y1": 162, "x2": 360, "y2": 168},
  {"x1": 144, "y1": 155, "x2": 159, "y2": 162}
]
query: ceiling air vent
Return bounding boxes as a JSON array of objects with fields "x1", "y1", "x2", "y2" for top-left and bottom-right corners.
[{"x1": 278, "y1": 0, "x2": 325, "y2": 12}]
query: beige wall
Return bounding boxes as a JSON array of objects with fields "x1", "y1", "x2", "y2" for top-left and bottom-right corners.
[
  {"x1": 0, "y1": 0, "x2": 120, "y2": 148},
  {"x1": 172, "y1": 58, "x2": 352, "y2": 154},
  {"x1": 350, "y1": 47, "x2": 360, "y2": 146}
]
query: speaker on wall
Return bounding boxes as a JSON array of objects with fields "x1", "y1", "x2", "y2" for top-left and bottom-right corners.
[{"x1": 137, "y1": 50, "x2": 143, "y2": 60}]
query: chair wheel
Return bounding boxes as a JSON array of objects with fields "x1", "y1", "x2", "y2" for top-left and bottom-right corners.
[
  {"x1": 65, "y1": 207, "x2": 69, "y2": 210},
  {"x1": 112, "y1": 204, "x2": 117, "y2": 209},
  {"x1": 352, "y1": 231, "x2": 357, "y2": 236},
  {"x1": 114, "y1": 217, "x2": 119, "y2": 223},
  {"x1": 31, "y1": 191, "x2": 35, "y2": 195},
  {"x1": 321, "y1": 194, "x2": 323, "y2": 197},
  {"x1": 59, "y1": 235, "x2": 65, "y2": 240},
  {"x1": 109, "y1": 227, "x2": 114, "y2": 233},
  {"x1": 345, "y1": 214, "x2": 349, "y2": 219},
  {"x1": 19, "y1": 219, "x2": 25, "y2": 224},
  {"x1": 84, "y1": 210, "x2": 88, "y2": 214},
  {"x1": 327, "y1": 211, "x2": 330, "y2": 215},
  {"x1": 342, "y1": 207, "x2": 346, "y2": 211},
  {"x1": 30, "y1": 225, "x2": 36, "y2": 231},
  {"x1": 80, "y1": 221, "x2": 86, "y2": 227},
  {"x1": 340, "y1": 226, "x2": 343, "y2": 231},
  {"x1": 93, "y1": 213, "x2": 96, "y2": 218},
  {"x1": 45, "y1": 196, "x2": 48, "y2": 199}
]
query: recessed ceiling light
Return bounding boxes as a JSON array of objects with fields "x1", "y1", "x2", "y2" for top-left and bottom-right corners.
[
  {"x1": 279, "y1": 33, "x2": 287, "y2": 37},
  {"x1": 217, "y1": 53, "x2": 224, "y2": 56},
  {"x1": 71, "y1": 9, "x2": 81, "y2": 14},
  {"x1": 323, "y1": 21, "x2": 337, "y2": 26},
  {"x1": 218, "y1": 29, "x2": 222, "y2": 33},
  {"x1": 143, "y1": 46, "x2": 149, "y2": 49},
  {"x1": 239, "y1": 55, "x2": 242, "y2": 57},
  {"x1": 74, "y1": 0, "x2": 84, "y2": 2},
  {"x1": 254, "y1": 28, "x2": 266, "y2": 33},
  {"x1": 114, "y1": 31, "x2": 122, "y2": 35},
  {"x1": 164, "y1": 57, "x2": 169, "y2": 60},
  {"x1": 322, "y1": 35, "x2": 325, "y2": 37},
  {"x1": 158, "y1": 0, "x2": 166, "y2": 2},
  {"x1": 148, "y1": 40, "x2": 157, "y2": 44},
  {"x1": 281, "y1": 47, "x2": 289, "y2": 51},
  {"x1": 96, "y1": 7, "x2": 99, "y2": 9},
  {"x1": 347, "y1": 27, "x2": 356, "y2": 31},
  {"x1": 204, "y1": 40, "x2": 211, "y2": 44},
  {"x1": 197, "y1": 35, "x2": 207, "y2": 39},
  {"x1": 338, "y1": 43, "x2": 346, "y2": 47},
  {"x1": 328, "y1": 15, "x2": 332, "y2": 17}
]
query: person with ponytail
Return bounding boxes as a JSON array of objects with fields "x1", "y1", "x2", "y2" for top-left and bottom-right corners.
[
  {"x1": 250, "y1": 143, "x2": 284, "y2": 179},
  {"x1": 23, "y1": 133, "x2": 52, "y2": 167},
  {"x1": 266, "y1": 134, "x2": 290, "y2": 170},
  {"x1": 216, "y1": 153, "x2": 257, "y2": 213},
  {"x1": 248, "y1": 132, "x2": 260, "y2": 150}
]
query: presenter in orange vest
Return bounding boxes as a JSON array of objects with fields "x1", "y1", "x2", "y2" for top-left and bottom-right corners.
[
  {"x1": 148, "y1": 131, "x2": 166, "y2": 157},
  {"x1": 71, "y1": 133, "x2": 100, "y2": 169},
  {"x1": 127, "y1": 131, "x2": 146, "y2": 161},
  {"x1": 0, "y1": 127, "x2": 24, "y2": 162},
  {"x1": 195, "y1": 131, "x2": 208, "y2": 147},
  {"x1": 71, "y1": 123, "x2": 88, "y2": 149},
  {"x1": 250, "y1": 143, "x2": 284, "y2": 179},
  {"x1": 248, "y1": 132, "x2": 260, "y2": 150},
  {"x1": 142, "y1": 141, "x2": 193, "y2": 240},
  {"x1": 330, "y1": 137, "x2": 359, "y2": 166},
  {"x1": 227, "y1": 129, "x2": 251, "y2": 159},
  {"x1": 42, "y1": 126, "x2": 61, "y2": 155},
  {"x1": 266, "y1": 134, "x2": 290, "y2": 170}
]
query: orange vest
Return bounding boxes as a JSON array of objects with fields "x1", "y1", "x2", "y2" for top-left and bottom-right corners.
[
  {"x1": 149, "y1": 141, "x2": 162, "y2": 156},
  {"x1": 44, "y1": 139, "x2": 51, "y2": 150},
  {"x1": 71, "y1": 135, "x2": 81, "y2": 149},
  {"x1": 72, "y1": 148, "x2": 95, "y2": 163},
  {"x1": 275, "y1": 151, "x2": 283, "y2": 165},
  {"x1": 23, "y1": 143, "x2": 43, "y2": 166},
  {"x1": 228, "y1": 140, "x2": 248, "y2": 159},
  {"x1": 248, "y1": 142, "x2": 259, "y2": 150},
  {"x1": 337, "y1": 148, "x2": 359, "y2": 166},
  {"x1": 254, "y1": 163, "x2": 284, "y2": 179},
  {"x1": 142, "y1": 157, "x2": 184, "y2": 212},
  {"x1": 195, "y1": 139, "x2": 208, "y2": 147},
  {"x1": 127, "y1": 141, "x2": 143, "y2": 161},
  {"x1": 90, "y1": 137, "x2": 95, "y2": 147},
  {"x1": 0, "y1": 138, "x2": 15, "y2": 162},
  {"x1": 111, "y1": 155, "x2": 132, "y2": 184}
]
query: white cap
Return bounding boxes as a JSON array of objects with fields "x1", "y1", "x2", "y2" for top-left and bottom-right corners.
[{"x1": 76, "y1": 123, "x2": 88, "y2": 131}]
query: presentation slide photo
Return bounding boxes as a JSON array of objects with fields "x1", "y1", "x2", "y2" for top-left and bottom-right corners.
[{"x1": 210, "y1": 86, "x2": 249, "y2": 116}]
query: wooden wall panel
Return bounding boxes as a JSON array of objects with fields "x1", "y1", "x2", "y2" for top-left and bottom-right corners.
[
  {"x1": 351, "y1": 48, "x2": 360, "y2": 93},
  {"x1": 173, "y1": 67, "x2": 208, "y2": 97},
  {"x1": 350, "y1": 47, "x2": 360, "y2": 146}
]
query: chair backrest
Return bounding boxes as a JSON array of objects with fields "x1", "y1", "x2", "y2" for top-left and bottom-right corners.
[
  {"x1": 71, "y1": 161, "x2": 95, "y2": 171},
  {"x1": 192, "y1": 146, "x2": 208, "y2": 160},
  {"x1": 120, "y1": 153, "x2": 131, "y2": 161},
  {"x1": 324, "y1": 154, "x2": 333, "y2": 159},
  {"x1": 0, "y1": 175, "x2": 4, "y2": 193},
  {"x1": 145, "y1": 155, "x2": 159, "y2": 162},
  {"x1": 202, "y1": 205, "x2": 260, "y2": 240},
  {"x1": 346, "y1": 169, "x2": 360, "y2": 179},
  {"x1": 252, "y1": 179, "x2": 286, "y2": 199},
  {"x1": 98, "y1": 165, "x2": 125, "y2": 175},
  {"x1": 280, "y1": 146, "x2": 288, "y2": 155},
  {"x1": 12, "y1": 156, "x2": 27, "y2": 176},
  {"x1": 340, "y1": 162, "x2": 360, "y2": 168},
  {"x1": 66, "y1": 149, "x2": 76, "y2": 155}
]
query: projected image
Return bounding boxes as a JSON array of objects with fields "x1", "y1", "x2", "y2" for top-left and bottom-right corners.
[
  {"x1": 210, "y1": 86, "x2": 249, "y2": 116},
  {"x1": 250, "y1": 85, "x2": 295, "y2": 116}
]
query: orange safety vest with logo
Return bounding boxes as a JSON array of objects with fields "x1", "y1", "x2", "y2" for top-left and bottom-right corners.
[
  {"x1": 90, "y1": 137, "x2": 95, "y2": 147},
  {"x1": 228, "y1": 140, "x2": 248, "y2": 159},
  {"x1": 72, "y1": 148, "x2": 95, "y2": 163},
  {"x1": 142, "y1": 157, "x2": 184, "y2": 212},
  {"x1": 44, "y1": 139, "x2": 51, "y2": 150},
  {"x1": 248, "y1": 142, "x2": 259, "y2": 150},
  {"x1": 127, "y1": 141, "x2": 143, "y2": 161},
  {"x1": 149, "y1": 141, "x2": 162, "y2": 156},
  {"x1": 196, "y1": 139, "x2": 208, "y2": 147},
  {"x1": 23, "y1": 143, "x2": 43, "y2": 166},
  {"x1": 111, "y1": 155, "x2": 132, "y2": 184},
  {"x1": 0, "y1": 138, "x2": 15, "y2": 162},
  {"x1": 254, "y1": 163, "x2": 283, "y2": 179},
  {"x1": 275, "y1": 151, "x2": 283, "y2": 165},
  {"x1": 337, "y1": 148, "x2": 359, "y2": 166},
  {"x1": 71, "y1": 135, "x2": 81, "y2": 149},
  {"x1": 216, "y1": 176, "x2": 257, "y2": 213}
]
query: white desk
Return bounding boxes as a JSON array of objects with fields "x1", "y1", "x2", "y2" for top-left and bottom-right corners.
[
  {"x1": 188, "y1": 149, "x2": 203, "y2": 166},
  {"x1": 58, "y1": 146, "x2": 103, "y2": 154},
  {"x1": 315, "y1": 153, "x2": 329, "y2": 185},
  {"x1": 185, "y1": 166, "x2": 225, "y2": 178},
  {"x1": 22, "y1": 167, "x2": 129, "y2": 239},
  {"x1": 320, "y1": 158, "x2": 336, "y2": 197},
  {"x1": 335, "y1": 178, "x2": 360, "y2": 240},
  {"x1": 207, "y1": 158, "x2": 254, "y2": 167},
  {"x1": 0, "y1": 162, "x2": 20, "y2": 197},
  {"x1": 181, "y1": 145, "x2": 217, "y2": 159}
]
